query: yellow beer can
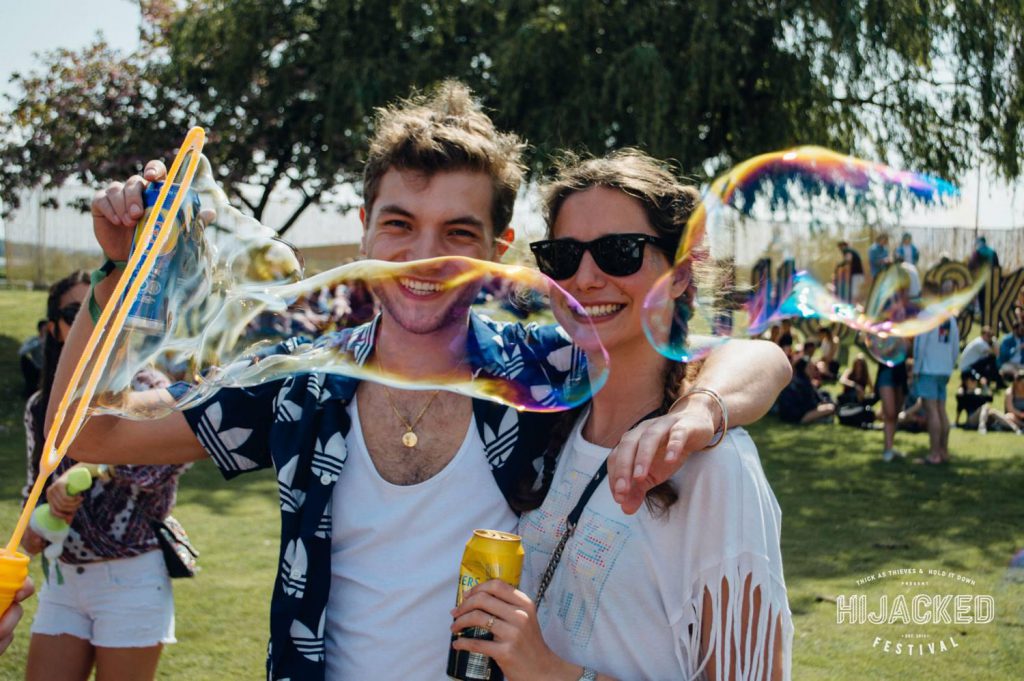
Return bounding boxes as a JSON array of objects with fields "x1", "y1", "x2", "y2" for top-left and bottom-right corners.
[{"x1": 447, "y1": 529, "x2": 524, "y2": 681}]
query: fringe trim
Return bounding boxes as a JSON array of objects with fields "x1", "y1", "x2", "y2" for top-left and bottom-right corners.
[{"x1": 677, "y1": 551, "x2": 792, "y2": 681}]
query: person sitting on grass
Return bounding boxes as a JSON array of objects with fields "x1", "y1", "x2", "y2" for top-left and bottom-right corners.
[
  {"x1": 836, "y1": 354, "x2": 877, "y2": 428},
  {"x1": 998, "y1": 321, "x2": 1024, "y2": 383},
  {"x1": 898, "y1": 373, "x2": 927, "y2": 433},
  {"x1": 777, "y1": 357, "x2": 836, "y2": 425},
  {"x1": 955, "y1": 373, "x2": 1020, "y2": 434},
  {"x1": 770, "y1": 319, "x2": 799, "y2": 361},
  {"x1": 838, "y1": 354, "x2": 876, "y2": 406},
  {"x1": 815, "y1": 326, "x2": 841, "y2": 380},
  {"x1": 960, "y1": 325, "x2": 1002, "y2": 389},
  {"x1": 1005, "y1": 370, "x2": 1024, "y2": 432}
]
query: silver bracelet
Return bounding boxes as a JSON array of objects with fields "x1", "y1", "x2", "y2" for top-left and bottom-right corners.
[
  {"x1": 669, "y1": 387, "x2": 729, "y2": 449},
  {"x1": 577, "y1": 668, "x2": 598, "y2": 681}
]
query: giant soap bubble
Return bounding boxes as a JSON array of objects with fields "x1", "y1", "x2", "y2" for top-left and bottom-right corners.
[
  {"x1": 7, "y1": 126, "x2": 610, "y2": 566},
  {"x1": 31, "y1": 129, "x2": 608, "y2": 509},
  {"x1": 641, "y1": 146, "x2": 986, "y2": 365}
]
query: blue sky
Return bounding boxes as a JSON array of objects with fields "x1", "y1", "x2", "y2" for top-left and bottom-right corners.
[{"x1": 2, "y1": 1, "x2": 1020, "y2": 230}]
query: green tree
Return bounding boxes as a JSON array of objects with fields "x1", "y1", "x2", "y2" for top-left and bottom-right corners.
[
  {"x1": 0, "y1": 39, "x2": 185, "y2": 216},
  {"x1": 472, "y1": 0, "x2": 1024, "y2": 182},
  {"x1": 2, "y1": 0, "x2": 1022, "y2": 233}
]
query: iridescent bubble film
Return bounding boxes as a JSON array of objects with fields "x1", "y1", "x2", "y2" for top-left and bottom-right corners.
[
  {"x1": 641, "y1": 146, "x2": 987, "y2": 363},
  {"x1": 74, "y1": 156, "x2": 609, "y2": 428}
]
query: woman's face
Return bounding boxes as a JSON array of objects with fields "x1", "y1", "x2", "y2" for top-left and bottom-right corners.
[
  {"x1": 51, "y1": 283, "x2": 89, "y2": 343},
  {"x1": 550, "y1": 186, "x2": 673, "y2": 355}
]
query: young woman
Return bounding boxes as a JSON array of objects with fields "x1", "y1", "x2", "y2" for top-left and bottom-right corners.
[
  {"x1": 815, "y1": 326, "x2": 841, "y2": 381},
  {"x1": 451, "y1": 151, "x2": 791, "y2": 680},
  {"x1": 876, "y1": 355, "x2": 909, "y2": 462},
  {"x1": 839, "y1": 355, "x2": 874, "y2": 405},
  {"x1": 1004, "y1": 370, "x2": 1024, "y2": 431},
  {"x1": 835, "y1": 354, "x2": 877, "y2": 428},
  {"x1": 21, "y1": 271, "x2": 190, "y2": 681}
]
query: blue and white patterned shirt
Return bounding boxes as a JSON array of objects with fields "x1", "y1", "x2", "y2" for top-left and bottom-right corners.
[{"x1": 172, "y1": 313, "x2": 585, "y2": 680}]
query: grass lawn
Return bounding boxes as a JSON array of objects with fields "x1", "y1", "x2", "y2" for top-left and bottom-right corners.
[{"x1": 0, "y1": 287, "x2": 1021, "y2": 679}]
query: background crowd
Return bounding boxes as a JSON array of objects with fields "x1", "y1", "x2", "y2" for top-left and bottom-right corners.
[{"x1": 773, "y1": 233, "x2": 1024, "y2": 466}]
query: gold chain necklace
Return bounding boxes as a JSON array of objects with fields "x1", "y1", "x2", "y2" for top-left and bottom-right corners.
[
  {"x1": 377, "y1": 350, "x2": 461, "y2": 449},
  {"x1": 381, "y1": 385, "x2": 441, "y2": 448}
]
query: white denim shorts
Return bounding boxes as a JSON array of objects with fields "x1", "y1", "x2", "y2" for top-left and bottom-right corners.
[{"x1": 31, "y1": 549, "x2": 176, "y2": 647}]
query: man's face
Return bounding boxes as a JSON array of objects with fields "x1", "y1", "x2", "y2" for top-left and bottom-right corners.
[{"x1": 360, "y1": 168, "x2": 499, "y2": 335}]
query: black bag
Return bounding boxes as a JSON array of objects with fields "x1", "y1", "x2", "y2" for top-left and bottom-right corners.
[
  {"x1": 151, "y1": 516, "x2": 199, "y2": 579},
  {"x1": 838, "y1": 403, "x2": 875, "y2": 428}
]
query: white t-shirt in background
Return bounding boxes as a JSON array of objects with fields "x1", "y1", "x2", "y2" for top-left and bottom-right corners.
[
  {"x1": 959, "y1": 336, "x2": 993, "y2": 370},
  {"x1": 520, "y1": 418, "x2": 793, "y2": 681},
  {"x1": 913, "y1": 320, "x2": 961, "y2": 377},
  {"x1": 326, "y1": 396, "x2": 517, "y2": 681}
]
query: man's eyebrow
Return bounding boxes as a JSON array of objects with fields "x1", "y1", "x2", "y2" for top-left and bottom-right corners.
[
  {"x1": 376, "y1": 204, "x2": 414, "y2": 218},
  {"x1": 444, "y1": 215, "x2": 486, "y2": 229}
]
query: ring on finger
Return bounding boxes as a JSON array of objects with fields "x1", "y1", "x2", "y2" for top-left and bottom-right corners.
[{"x1": 485, "y1": 615, "x2": 495, "y2": 631}]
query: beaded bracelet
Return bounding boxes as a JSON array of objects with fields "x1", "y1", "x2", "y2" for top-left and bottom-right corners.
[
  {"x1": 87, "y1": 258, "x2": 127, "y2": 324},
  {"x1": 668, "y1": 387, "x2": 729, "y2": 449}
]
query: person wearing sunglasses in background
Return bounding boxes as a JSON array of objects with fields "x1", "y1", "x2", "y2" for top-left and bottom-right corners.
[
  {"x1": 452, "y1": 150, "x2": 792, "y2": 681},
  {"x1": 20, "y1": 270, "x2": 191, "y2": 681}
]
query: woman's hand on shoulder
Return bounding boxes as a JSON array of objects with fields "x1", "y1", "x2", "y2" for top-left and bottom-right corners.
[
  {"x1": 450, "y1": 579, "x2": 580, "y2": 681},
  {"x1": 607, "y1": 398, "x2": 716, "y2": 515}
]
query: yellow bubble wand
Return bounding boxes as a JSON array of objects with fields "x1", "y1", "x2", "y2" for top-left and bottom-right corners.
[{"x1": 0, "y1": 128, "x2": 206, "y2": 612}]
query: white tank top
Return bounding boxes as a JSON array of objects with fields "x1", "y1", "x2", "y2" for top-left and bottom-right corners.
[{"x1": 325, "y1": 395, "x2": 518, "y2": 680}]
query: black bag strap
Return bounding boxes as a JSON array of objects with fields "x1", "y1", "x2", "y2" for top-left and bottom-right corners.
[{"x1": 534, "y1": 407, "x2": 661, "y2": 606}]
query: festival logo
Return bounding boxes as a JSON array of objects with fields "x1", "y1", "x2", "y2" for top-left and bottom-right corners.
[{"x1": 836, "y1": 567, "x2": 995, "y2": 656}]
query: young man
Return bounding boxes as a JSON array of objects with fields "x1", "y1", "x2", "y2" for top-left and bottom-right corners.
[
  {"x1": 913, "y1": 318, "x2": 960, "y2": 465},
  {"x1": 960, "y1": 325, "x2": 1001, "y2": 388},
  {"x1": 52, "y1": 82, "x2": 790, "y2": 680},
  {"x1": 895, "y1": 232, "x2": 919, "y2": 266},
  {"x1": 998, "y1": 321, "x2": 1024, "y2": 381},
  {"x1": 837, "y1": 240, "x2": 864, "y2": 300},
  {"x1": 868, "y1": 233, "x2": 891, "y2": 278}
]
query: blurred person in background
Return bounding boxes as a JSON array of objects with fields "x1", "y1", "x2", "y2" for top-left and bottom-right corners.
[
  {"x1": 998, "y1": 321, "x2": 1024, "y2": 382},
  {"x1": 955, "y1": 373, "x2": 1019, "y2": 434},
  {"x1": 912, "y1": 318, "x2": 960, "y2": 465},
  {"x1": 1005, "y1": 370, "x2": 1024, "y2": 432},
  {"x1": 960, "y1": 325, "x2": 1002, "y2": 389},
  {"x1": 815, "y1": 326, "x2": 841, "y2": 380},
  {"x1": 895, "y1": 232, "x2": 919, "y2": 266},
  {"x1": 837, "y1": 240, "x2": 865, "y2": 300},
  {"x1": 876, "y1": 351, "x2": 910, "y2": 462},
  {"x1": 18, "y1": 320, "x2": 46, "y2": 399},
  {"x1": 868, "y1": 233, "x2": 891, "y2": 278},
  {"x1": 968, "y1": 236, "x2": 1000, "y2": 271},
  {"x1": 21, "y1": 271, "x2": 189, "y2": 681}
]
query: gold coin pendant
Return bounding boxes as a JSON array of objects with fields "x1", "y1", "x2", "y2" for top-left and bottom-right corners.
[{"x1": 402, "y1": 431, "x2": 418, "y2": 448}]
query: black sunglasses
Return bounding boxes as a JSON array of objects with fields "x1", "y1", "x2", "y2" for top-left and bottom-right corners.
[
  {"x1": 55, "y1": 303, "x2": 81, "y2": 324},
  {"x1": 530, "y1": 233, "x2": 673, "y2": 280}
]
